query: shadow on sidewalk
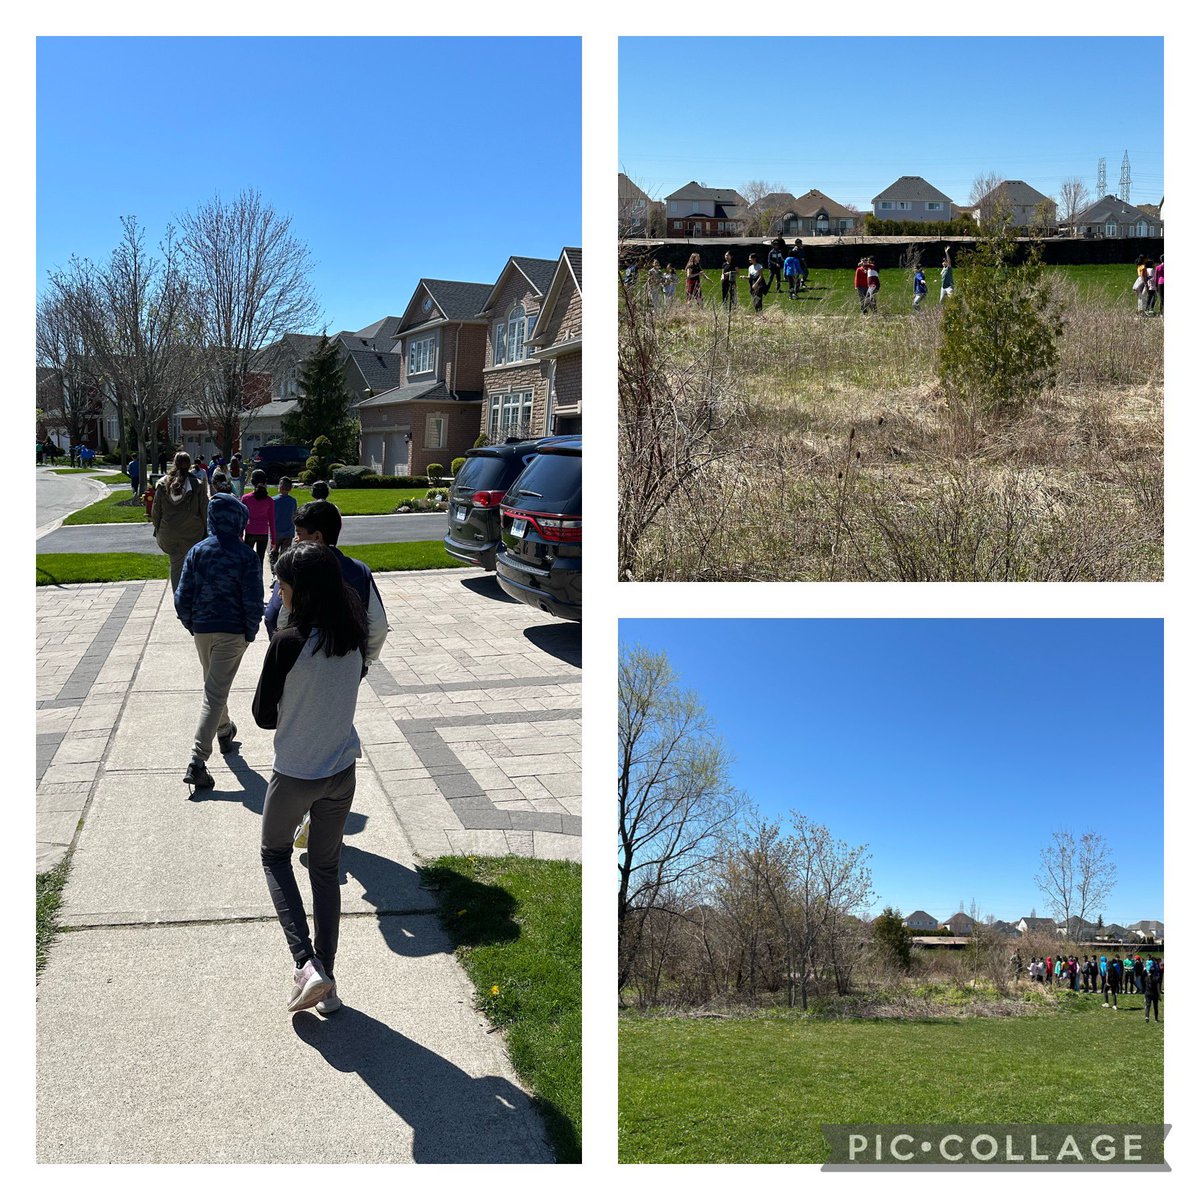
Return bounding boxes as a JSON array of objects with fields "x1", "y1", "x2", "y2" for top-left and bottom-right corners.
[
  {"x1": 459, "y1": 574, "x2": 518, "y2": 603},
  {"x1": 292, "y1": 1007, "x2": 549, "y2": 1162},
  {"x1": 523, "y1": 622, "x2": 581, "y2": 668}
]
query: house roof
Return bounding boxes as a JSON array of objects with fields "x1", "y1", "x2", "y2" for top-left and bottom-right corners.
[
  {"x1": 873, "y1": 175, "x2": 953, "y2": 205},
  {"x1": 244, "y1": 399, "x2": 299, "y2": 420},
  {"x1": 564, "y1": 246, "x2": 582, "y2": 289},
  {"x1": 1077, "y1": 195, "x2": 1154, "y2": 225},
  {"x1": 478, "y1": 255, "x2": 561, "y2": 315},
  {"x1": 977, "y1": 180, "x2": 1052, "y2": 208},
  {"x1": 419, "y1": 280, "x2": 496, "y2": 322},
  {"x1": 943, "y1": 911, "x2": 976, "y2": 932},
  {"x1": 343, "y1": 346, "x2": 404, "y2": 396},
  {"x1": 529, "y1": 247, "x2": 582, "y2": 349},
  {"x1": 1019, "y1": 916, "x2": 1058, "y2": 932},
  {"x1": 905, "y1": 910, "x2": 938, "y2": 925},
  {"x1": 745, "y1": 191, "x2": 795, "y2": 214},
  {"x1": 355, "y1": 380, "x2": 482, "y2": 410},
  {"x1": 665, "y1": 180, "x2": 746, "y2": 205},
  {"x1": 618, "y1": 172, "x2": 652, "y2": 203},
  {"x1": 352, "y1": 315, "x2": 404, "y2": 344},
  {"x1": 791, "y1": 188, "x2": 856, "y2": 219}
]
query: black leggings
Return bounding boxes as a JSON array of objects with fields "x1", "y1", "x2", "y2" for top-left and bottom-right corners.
[
  {"x1": 245, "y1": 532, "x2": 269, "y2": 563},
  {"x1": 1144, "y1": 993, "x2": 1159, "y2": 1021}
]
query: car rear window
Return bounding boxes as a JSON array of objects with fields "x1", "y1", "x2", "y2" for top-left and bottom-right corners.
[
  {"x1": 505, "y1": 451, "x2": 581, "y2": 513},
  {"x1": 457, "y1": 455, "x2": 525, "y2": 491}
]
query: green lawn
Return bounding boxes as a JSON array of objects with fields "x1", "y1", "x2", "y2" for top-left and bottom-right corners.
[
  {"x1": 423, "y1": 855, "x2": 582, "y2": 1163},
  {"x1": 619, "y1": 1001, "x2": 1165, "y2": 1163},
  {"x1": 62, "y1": 484, "x2": 429, "y2": 525},
  {"x1": 36, "y1": 540, "x2": 458, "y2": 585},
  {"x1": 645, "y1": 261, "x2": 1144, "y2": 318}
]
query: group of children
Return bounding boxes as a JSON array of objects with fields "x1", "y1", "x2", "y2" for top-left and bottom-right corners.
[
  {"x1": 1134, "y1": 255, "x2": 1164, "y2": 315},
  {"x1": 164, "y1": 448, "x2": 389, "y2": 1016},
  {"x1": 1027, "y1": 952, "x2": 1163, "y2": 1022}
]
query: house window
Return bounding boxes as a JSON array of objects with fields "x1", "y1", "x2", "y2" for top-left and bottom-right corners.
[
  {"x1": 494, "y1": 306, "x2": 534, "y2": 365},
  {"x1": 408, "y1": 335, "x2": 435, "y2": 375},
  {"x1": 1105, "y1": 220, "x2": 1118, "y2": 237},
  {"x1": 425, "y1": 414, "x2": 446, "y2": 449},
  {"x1": 896, "y1": 201, "x2": 911, "y2": 211},
  {"x1": 880, "y1": 201, "x2": 893, "y2": 210},
  {"x1": 926, "y1": 202, "x2": 942, "y2": 211},
  {"x1": 488, "y1": 390, "x2": 534, "y2": 438},
  {"x1": 1135, "y1": 220, "x2": 1148, "y2": 236}
]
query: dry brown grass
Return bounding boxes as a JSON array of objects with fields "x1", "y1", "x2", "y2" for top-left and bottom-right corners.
[{"x1": 622, "y1": 288, "x2": 1163, "y2": 582}]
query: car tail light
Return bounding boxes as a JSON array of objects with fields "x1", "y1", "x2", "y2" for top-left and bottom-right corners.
[
  {"x1": 471, "y1": 490, "x2": 506, "y2": 508},
  {"x1": 501, "y1": 506, "x2": 582, "y2": 543}
]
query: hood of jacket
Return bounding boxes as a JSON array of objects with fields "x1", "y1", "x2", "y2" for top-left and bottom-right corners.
[{"x1": 207, "y1": 492, "x2": 248, "y2": 545}]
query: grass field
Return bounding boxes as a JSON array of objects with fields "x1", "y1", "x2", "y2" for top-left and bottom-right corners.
[
  {"x1": 62, "y1": 484, "x2": 430, "y2": 525},
  {"x1": 621, "y1": 259, "x2": 1163, "y2": 582},
  {"x1": 619, "y1": 1000, "x2": 1165, "y2": 1163},
  {"x1": 36, "y1": 541, "x2": 458, "y2": 585},
  {"x1": 424, "y1": 855, "x2": 582, "y2": 1163}
]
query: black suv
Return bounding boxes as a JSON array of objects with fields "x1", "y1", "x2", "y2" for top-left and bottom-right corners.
[
  {"x1": 251, "y1": 444, "x2": 310, "y2": 483},
  {"x1": 495, "y1": 435, "x2": 581, "y2": 621},
  {"x1": 443, "y1": 439, "x2": 546, "y2": 570}
]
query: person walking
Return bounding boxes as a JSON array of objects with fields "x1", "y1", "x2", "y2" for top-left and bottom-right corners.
[
  {"x1": 152, "y1": 451, "x2": 209, "y2": 591},
  {"x1": 173, "y1": 493, "x2": 265, "y2": 789},
  {"x1": 1123, "y1": 954, "x2": 1135, "y2": 993},
  {"x1": 272, "y1": 476, "x2": 299, "y2": 569},
  {"x1": 685, "y1": 253, "x2": 703, "y2": 306},
  {"x1": 854, "y1": 258, "x2": 870, "y2": 314},
  {"x1": 127, "y1": 455, "x2": 141, "y2": 498},
  {"x1": 1143, "y1": 958, "x2": 1161, "y2": 1023},
  {"x1": 662, "y1": 263, "x2": 677, "y2": 305},
  {"x1": 253, "y1": 541, "x2": 371, "y2": 1013},
  {"x1": 1133, "y1": 955, "x2": 1146, "y2": 994},
  {"x1": 865, "y1": 257, "x2": 880, "y2": 313},
  {"x1": 747, "y1": 254, "x2": 767, "y2": 314},
  {"x1": 241, "y1": 469, "x2": 276, "y2": 566},
  {"x1": 1154, "y1": 256, "x2": 1164, "y2": 314},
  {"x1": 229, "y1": 453, "x2": 245, "y2": 497},
  {"x1": 767, "y1": 244, "x2": 785, "y2": 293},
  {"x1": 791, "y1": 239, "x2": 809, "y2": 290},
  {"x1": 784, "y1": 251, "x2": 802, "y2": 299},
  {"x1": 940, "y1": 248, "x2": 955, "y2": 303},
  {"x1": 720, "y1": 251, "x2": 737, "y2": 309},
  {"x1": 646, "y1": 260, "x2": 663, "y2": 308},
  {"x1": 913, "y1": 265, "x2": 928, "y2": 309},
  {"x1": 1103, "y1": 955, "x2": 1122, "y2": 1009}
]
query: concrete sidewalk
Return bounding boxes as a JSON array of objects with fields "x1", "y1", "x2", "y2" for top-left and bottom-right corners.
[{"x1": 35, "y1": 567, "x2": 579, "y2": 1163}]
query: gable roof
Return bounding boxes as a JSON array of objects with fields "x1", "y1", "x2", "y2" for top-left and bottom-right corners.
[
  {"x1": 420, "y1": 279, "x2": 496, "y2": 322},
  {"x1": 529, "y1": 248, "x2": 582, "y2": 350},
  {"x1": 665, "y1": 180, "x2": 746, "y2": 204},
  {"x1": 873, "y1": 175, "x2": 953, "y2": 204},
  {"x1": 1018, "y1": 916, "x2": 1058, "y2": 932},
  {"x1": 355, "y1": 379, "x2": 480, "y2": 410},
  {"x1": 791, "y1": 188, "x2": 856, "y2": 219},
  {"x1": 977, "y1": 179, "x2": 1052, "y2": 208},
  {"x1": 351, "y1": 315, "x2": 404, "y2": 346},
  {"x1": 905, "y1": 910, "x2": 938, "y2": 926},
  {"x1": 478, "y1": 255, "x2": 560, "y2": 316},
  {"x1": 343, "y1": 346, "x2": 404, "y2": 396},
  {"x1": 745, "y1": 191, "x2": 795, "y2": 214},
  {"x1": 943, "y1": 911, "x2": 976, "y2": 933},
  {"x1": 618, "y1": 172, "x2": 652, "y2": 203},
  {"x1": 1076, "y1": 194, "x2": 1156, "y2": 225}
]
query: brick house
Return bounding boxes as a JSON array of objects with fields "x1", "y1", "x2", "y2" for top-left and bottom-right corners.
[
  {"x1": 477, "y1": 255, "x2": 560, "y2": 441},
  {"x1": 747, "y1": 189, "x2": 859, "y2": 237},
  {"x1": 527, "y1": 247, "x2": 582, "y2": 436},
  {"x1": 1073, "y1": 195, "x2": 1162, "y2": 238},
  {"x1": 664, "y1": 182, "x2": 746, "y2": 237},
  {"x1": 970, "y1": 180, "x2": 1055, "y2": 230},
  {"x1": 618, "y1": 173, "x2": 652, "y2": 236},
  {"x1": 905, "y1": 910, "x2": 940, "y2": 931},
  {"x1": 872, "y1": 175, "x2": 954, "y2": 223},
  {"x1": 357, "y1": 278, "x2": 492, "y2": 477}
]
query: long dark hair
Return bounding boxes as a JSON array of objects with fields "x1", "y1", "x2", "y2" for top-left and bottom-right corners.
[
  {"x1": 275, "y1": 541, "x2": 367, "y2": 659},
  {"x1": 167, "y1": 451, "x2": 193, "y2": 497},
  {"x1": 251, "y1": 468, "x2": 269, "y2": 501}
]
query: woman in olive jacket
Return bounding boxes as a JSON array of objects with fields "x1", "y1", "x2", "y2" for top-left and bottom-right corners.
[{"x1": 152, "y1": 451, "x2": 209, "y2": 590}]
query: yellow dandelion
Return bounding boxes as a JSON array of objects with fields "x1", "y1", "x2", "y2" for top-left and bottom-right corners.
[
  {"x1": 456, "y1": 908, "x2": 467, "y2": 917},
  {"x1": 491, "y1": 985, "x2": 501, "y2": 996}
]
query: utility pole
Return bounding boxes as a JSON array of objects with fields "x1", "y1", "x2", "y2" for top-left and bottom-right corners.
[
  {"x1": 1097, "y1": 157, "x2": 1107, "y2": 198},
  {"x1": 1119, "y1": 151, "x2": 1131, "y2": 204}
]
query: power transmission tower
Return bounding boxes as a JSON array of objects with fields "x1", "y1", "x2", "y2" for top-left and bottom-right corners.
[
  {"x1": 1119, "y1": 151, "x2": 1131, "y2": 203},
  {"x1": 1097, "y1": 157, "x2": 1107, "y2": 197}
]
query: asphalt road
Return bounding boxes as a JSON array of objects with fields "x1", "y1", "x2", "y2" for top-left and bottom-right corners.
[
  {"x1": 35, "y1": 467, "x2": 112, "y2": 536},
  {"x1": 37, "y1": 510, "x2": 447, "y2": 553}
]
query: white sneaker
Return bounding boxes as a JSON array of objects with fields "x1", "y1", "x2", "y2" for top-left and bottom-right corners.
[
  {"x1": 288, "y1": 957, "x2": 332, "y2": 1012},
  {"x1": 316, "y1": 984, "x2": 342, "y2": 1015},
  {"x1": 293, "y1": 812, "x2": 311, "y2": 850}
]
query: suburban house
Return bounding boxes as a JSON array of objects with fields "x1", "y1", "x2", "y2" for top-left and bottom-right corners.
[
  {"x1": 478, "y1": 254, "x2": 561, "y2": 441},
  {"x1": 764, "y1": 189, "x2": 859, "y2": 237},
  {"x1": 1016, "y1": 916, "x2": 1058, "y2": 936},
  {"x1": 664, "y1": 182, "x2": 746, "y2": 237},
  {"x1": 943, "y1": 912, "x2": 976, "y2": 936},
  {"x1": 990, "y1": 920, "x2": 1021, "y2": 940},
  {"x1": 904, "y1": 910, "x2": 940, "y2": 931},
  {"x1": 357, "y1": 277, "x2": 493, "y2": 478},
  {"x1": 618, "y1": 173, "x2": 652, "y2": 236},
  {"x1": 971, "y1": 180, "x2": 1055, "y2": 230},
  {"x1": 1072, "y1": 195, "x2": 1162, "y2": 238},
  {"x1": 526, "y1": 247, "x2": 583, "y2": 436},
  {"x1": 872, "y1": 175, "x2": 954, "y2": 223},
  {"x1": 1129, "y1": 919, "x2": 1164, "y2": 941}
]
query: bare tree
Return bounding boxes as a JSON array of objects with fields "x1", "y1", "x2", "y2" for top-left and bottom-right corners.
[
  {"x1": 970, "y1": 171, "x2": 1008, "y2": 232},
  {"x1": 617, "y1": 645, "x2": 739, "y2": 995},
  {"x1": 1057, "y1": 177, "x2": 1090, "y2": 233},
  {"x1": 1036, "y1": 827, "x2": 1115, "y2": 935},
  {"x1": 740, "y1": 179, "x2": 790, "y2": 237},
  {"x1": 36, "y1": 291, "x2": 102, "y2": 452},
  {"x1": 179, "y1": 189, "x2": 320, "y2": 454},
  {"x1": 1037, "y1": 828, "x2": 1076, "y2": 933},
  {"x1": 1075, "y1": 831, "x2": 1117, "y2": 929}
]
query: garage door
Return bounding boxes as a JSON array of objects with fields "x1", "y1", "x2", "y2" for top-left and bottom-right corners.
[
  {"x1": 363, "y1": 433, "x2": 385, "y2": 473},
  {"x1": 384, "y1": 431, "x2": 410, "y2": 476}
]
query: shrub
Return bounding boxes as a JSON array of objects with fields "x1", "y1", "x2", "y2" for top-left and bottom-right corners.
[
  {"x1": 473, "y1": 433, "x2": 489, "y2": 449},
  {"x1": 332, "y1": 465, "x2": 375, "y2": 489},
  {"x1": 426, "y1": 462, "x2": 444, "y2": 482},
  {"x1": 425, "y1": 488, "x2": 449, "y2": 501},
  {"x1": 451, "y1": 456, "x2": 466, "y2": 476},
  {"x1": 297, "y1": 469, "x2": 315, "y2": 485}
]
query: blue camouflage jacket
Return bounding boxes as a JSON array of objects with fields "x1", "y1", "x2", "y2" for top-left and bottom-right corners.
[{"x1": 174, "y1": 493, "x2": 264, "y2": 640}]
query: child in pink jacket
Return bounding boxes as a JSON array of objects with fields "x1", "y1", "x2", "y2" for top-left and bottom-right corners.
[{"x1": 241, "y1": 469, "x2": 276, "y2": 565}]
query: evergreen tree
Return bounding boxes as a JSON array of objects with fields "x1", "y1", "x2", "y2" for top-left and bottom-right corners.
[
  {"x1": 282, "y1": 334, "x2": 359, "y2": 462},
  {"x1": 872, "y1": 906, "x2": 913, "y2": 971}
]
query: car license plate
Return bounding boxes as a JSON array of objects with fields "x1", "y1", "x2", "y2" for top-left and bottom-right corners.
[
  {"x1": 456, "y1": 506, "x2": 468, "y2": 521},
  {"x1": 511, "y1": 517, "x2": 528, "y2": 538}
]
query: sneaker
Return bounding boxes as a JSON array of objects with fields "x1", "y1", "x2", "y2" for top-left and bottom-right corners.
[
  {"x1": 293, "y1": 812, "x2": 311, "y2": 850},
  {"x1": 217, "y1": 722, "x2": 238, "y2": 755},
  {"x1": 316, "y1": 984, "x2": 342, "y2": 1015},
  {"x1": 183, "y1": 759, "x2": 214, "y2": 789},
  {"x1": 288, "y1": 958, "x2": 333, "y2": 1012}
]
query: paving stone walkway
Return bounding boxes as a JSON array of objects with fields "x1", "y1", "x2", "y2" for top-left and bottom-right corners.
[{"x1": 35, "y1": 566, "x2": 579, "y2": 1163}]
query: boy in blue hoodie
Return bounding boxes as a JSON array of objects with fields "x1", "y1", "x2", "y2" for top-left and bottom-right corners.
[{"x1": 174, "y1": 493, "x2": 265, "y2": 788}]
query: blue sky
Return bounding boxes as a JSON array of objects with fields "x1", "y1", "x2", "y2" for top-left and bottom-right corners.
[
  {"x1": 36, "y1": 37, "x2": 581, "y2": 333},
  {"x1": 619, "y1": 37, "x2": 1163, "y2": 212},
  {"x1": 620, "y1": 620, "x2": 1163, "y2": 925}
]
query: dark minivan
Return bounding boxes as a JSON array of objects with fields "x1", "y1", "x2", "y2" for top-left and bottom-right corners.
[
  {"x1": 251, "y1": 444, "x2": 310, "y2": 483},
  {"x1": 444, "y1": 439, "x2": 547, "y2": 571},
  {"x1": 495, "y1": 435, "x2": 581, "y2": 621}
]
